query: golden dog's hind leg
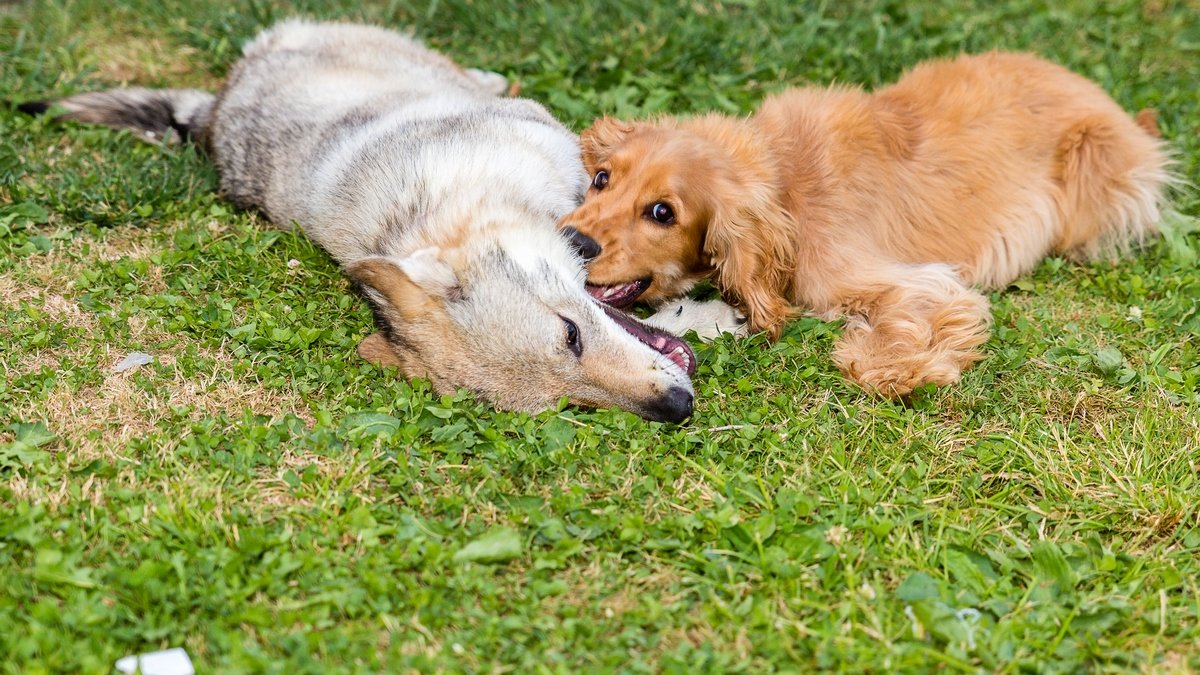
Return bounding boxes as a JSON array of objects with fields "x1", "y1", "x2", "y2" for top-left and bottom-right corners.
[
  {"x1": 830, "y1": 263, "x2": 992, "y2": 398},
  {"x1": 1052, "y1": 113, "x2": 1170, "y2": 261}
]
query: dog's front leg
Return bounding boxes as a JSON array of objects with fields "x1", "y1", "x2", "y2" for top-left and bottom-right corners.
[
  {"x1": 643, "y1": 298, "x2": 749, "y2": 342},
  {"x1": 830, "y1": 263, "x2": 992, "y2": 397}
]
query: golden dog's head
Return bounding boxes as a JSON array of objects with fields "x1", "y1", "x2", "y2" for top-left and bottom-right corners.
[{"x1": 558, "y1": 116, "x2": 797, "y2": 338}]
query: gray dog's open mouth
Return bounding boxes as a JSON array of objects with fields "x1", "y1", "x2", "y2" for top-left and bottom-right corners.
[
  {"x1": 601, "y1": 304, "x2": 696, "y2": 376},
  {"x1": 587, "y1": 278, "x2": 650, "y2": 308}
]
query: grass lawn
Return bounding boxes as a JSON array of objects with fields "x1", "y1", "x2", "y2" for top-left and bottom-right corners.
[{"x1": 2, "y1": 0, "x2": 1199, "y2": 671}]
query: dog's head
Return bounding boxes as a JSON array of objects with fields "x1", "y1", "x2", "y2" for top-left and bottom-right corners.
[
  {"x1": 346, "y1": 229, "x2": 697, "y2": 422},
  {"x1": 558, "y1": 116, "x2": 797, "y2": 338}
]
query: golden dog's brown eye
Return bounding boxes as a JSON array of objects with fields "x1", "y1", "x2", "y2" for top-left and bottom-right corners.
[
  {"x1": 592, "y1": 170, "x2": 609, "y2": 190},
  {"x1": 646, "y1": 202, "x2": 675, "y2": 225}
]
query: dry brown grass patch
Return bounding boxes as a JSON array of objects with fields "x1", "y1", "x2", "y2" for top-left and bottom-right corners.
[
  {"x1": 7, "y1": 335, "x2": 315, "y2": 503},
  {"x1": 253, "y1": 449, "x2": 366, "y2": 512},
  {"x1": 2, "y1": 218, "x2": 181, "y2": 298},
  {"x1": 90, "y1": 37, "x2": 216, "y2": 88}
]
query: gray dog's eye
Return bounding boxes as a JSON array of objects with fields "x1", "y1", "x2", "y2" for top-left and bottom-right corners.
[
  {"x1": 562, "y1": 317, "x2": 582, "y2": 357},
  {"x1": 592, "y1": 170, "x2": 609, "y2": 190}
]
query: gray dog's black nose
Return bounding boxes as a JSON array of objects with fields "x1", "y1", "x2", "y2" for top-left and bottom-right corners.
[
  {"x1": 561, "y1": 226, "x2": 602, "y2": 261},
  {"x1": 647, "y1": 386, "x2": 694, "y2": 423}
]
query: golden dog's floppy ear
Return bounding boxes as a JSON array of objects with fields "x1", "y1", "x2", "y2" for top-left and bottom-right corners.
[
  {"x1": 580, "y1": 116, "x2": 635, "y2": 170},
  {"x1": 705, "y1": 186, "x2": 797, "y2": 341}
]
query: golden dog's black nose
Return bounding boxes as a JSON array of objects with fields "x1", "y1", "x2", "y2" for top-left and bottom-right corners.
[{"x1": 561, "y1": 226, "x2": 602, "y2": 261}]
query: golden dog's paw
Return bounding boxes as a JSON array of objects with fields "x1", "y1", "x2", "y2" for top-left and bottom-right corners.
[
  {"x1": 846, "y1": 358, "x2": 965, "y2": 398},
  {"x1": 831, "y1": 269, "x2": 992, "y2": 397},
  {"x1": 834, "y1": 317, "x2": 979, "y2": 398}
]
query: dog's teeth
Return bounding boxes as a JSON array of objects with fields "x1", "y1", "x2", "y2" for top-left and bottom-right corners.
[{"x1": 666, "y1": 345, "x2": 691, "y2": 373}]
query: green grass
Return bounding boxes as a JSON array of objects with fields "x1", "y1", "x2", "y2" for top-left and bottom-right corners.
[{"x1": 2, "y1": 0, "x2": 1199, "y2": 671}]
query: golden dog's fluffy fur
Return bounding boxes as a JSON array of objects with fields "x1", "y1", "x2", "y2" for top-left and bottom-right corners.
[{"x1": 561, "y1": 52, "x2": 1172, "y2": 397}]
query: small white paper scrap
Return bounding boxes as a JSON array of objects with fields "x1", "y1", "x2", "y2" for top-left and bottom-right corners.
[
  {"x1": 114, "y1": 647, "x2": 194, "y2": 675},
  {"x1": 113, "y1": 352, "x2": 154, "y2": 373}
]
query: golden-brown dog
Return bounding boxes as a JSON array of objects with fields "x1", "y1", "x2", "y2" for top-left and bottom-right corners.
[{"x1": 559, "y1": 52, "x2": 1172, "y2": 397}]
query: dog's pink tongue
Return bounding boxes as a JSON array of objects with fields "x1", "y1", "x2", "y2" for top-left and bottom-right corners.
[{"x1": 600, "y1": 303, "x2": 697, "y2": 376}]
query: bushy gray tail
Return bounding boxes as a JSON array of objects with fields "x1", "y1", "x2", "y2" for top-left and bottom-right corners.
[{"x1": 17, "y1": 87, "x2": 215, "y2": 145}]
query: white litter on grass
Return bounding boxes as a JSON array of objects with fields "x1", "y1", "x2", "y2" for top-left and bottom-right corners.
[
  {"x1": 114, "y1": 647, "x2": 194, "y2": 675},
  {"x1": 904, "y1": 605, "x2": 921, "y2": 639},
  {"x1": 955, "y1": 607, "x2": 982, "y2": 650},
  {"x1": 287, "y1": 258, "x2": 301, "y2": 268},
  {"x1": 113, "y1": 352, "x2": 154, "y2": 373},
  {"x1": 904, "y1": 604, "x2": 983, "y2": 650}
]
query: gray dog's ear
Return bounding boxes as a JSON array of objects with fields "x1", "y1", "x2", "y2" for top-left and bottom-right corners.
[
  {"x1": 356, "y1": 332, "x2": 403, "y2": 367},
  {"x1": 345, "y1": 248, "x2": 458, "y2": 319}
]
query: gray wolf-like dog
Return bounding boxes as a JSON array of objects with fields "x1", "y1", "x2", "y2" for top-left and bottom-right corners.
[{"x1": 24, "y1": 19, "x2": 701, "y2": 421}]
